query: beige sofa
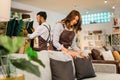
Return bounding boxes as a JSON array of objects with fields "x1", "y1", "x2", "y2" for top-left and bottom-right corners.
[{"x1": 9, "y1": 51, "x2": 120, "y2": 80}]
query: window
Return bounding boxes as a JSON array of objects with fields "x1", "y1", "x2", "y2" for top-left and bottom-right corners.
[{"x1": 82, "y1": 12, "x2": 111, "y2": 25}]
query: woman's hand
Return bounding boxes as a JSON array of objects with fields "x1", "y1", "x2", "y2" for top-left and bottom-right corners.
[
  {"x1": 61, "y1": 47, "x2": 77, "y2": 59},
  {"x1": 77, "y1": 50, "x2": 88, "y2": 58},
  {"x1": 80, "y1": 52, "x2": 88, "y2": 58},
  {"x1": 67, "y1": 50, "x2": 78, "y2": 59}
]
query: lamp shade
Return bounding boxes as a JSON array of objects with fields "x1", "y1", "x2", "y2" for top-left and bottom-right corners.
[{"x1": 0, "y1": 0, "x2": 11, "y2": 21}]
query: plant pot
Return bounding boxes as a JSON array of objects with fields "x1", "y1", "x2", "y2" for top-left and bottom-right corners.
[{"x1": 0, "y1": 74, "x2": 24, "y2": 80}]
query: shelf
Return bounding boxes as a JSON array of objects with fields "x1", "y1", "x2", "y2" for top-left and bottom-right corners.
[{"x1": 82, "y1": 30, "x2": 105, "y2": 52}]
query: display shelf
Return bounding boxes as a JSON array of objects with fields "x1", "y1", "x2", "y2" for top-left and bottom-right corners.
[{"x1": 82, "y1": 30, "x2": 106, "y2": 52}]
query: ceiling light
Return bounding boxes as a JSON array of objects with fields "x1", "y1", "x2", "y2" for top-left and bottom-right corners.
[
  {"x1": 112, "y1": 6, "x2": 115, "y2": 9},
  {"x1": 104, "y1": 0, "x2": 107, "y2": 3}
]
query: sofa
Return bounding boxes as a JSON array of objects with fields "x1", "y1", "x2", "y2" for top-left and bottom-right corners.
[
  {"x1": 90, "y1": 47, "x2": 120, "y2": 74},
  {"x1": 10, "y1": 51, "x2": 120, "y2": 80}
]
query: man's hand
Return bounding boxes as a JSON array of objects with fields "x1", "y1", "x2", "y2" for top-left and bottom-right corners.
[
  {"x1": 30, "y1": 27, "x2": 35, "y2": 32},
  {"x1": 23, "y1": 30, "x2": 28, "y2": 36}
]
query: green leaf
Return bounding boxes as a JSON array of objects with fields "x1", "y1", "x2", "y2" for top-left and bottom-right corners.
[
  {"x1": 11, "y1": 58, "x2": 40, "y2": 77},
  {"x1": 31, "y1": 56, "x2": 45, "y2": 68},
  {"x1": 0, "y1": 36, "x2": 24, "y2": 53},
  {"x1": 12, "y1": 37, "x2": 24, "y2": 53},
  {"x1": 26, "y1": 47, "x2": 38, "y2": 60},
  {"x1": 0, "y1": 46, "x2": 9, "y2": 56},
  {"x1": 25, "y1": 47, "x2": 45, "y2": 67},
  {"x1": 0, "y1": 36, "x2": 12, "y2": 53}
]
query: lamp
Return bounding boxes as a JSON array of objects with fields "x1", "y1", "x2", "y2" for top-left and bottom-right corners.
[{"x1": 0, "y1": 0, "x2": 11, "y2": 22}]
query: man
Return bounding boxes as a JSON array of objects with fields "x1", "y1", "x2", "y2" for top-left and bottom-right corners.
[{"x1": 24, "y1": 11, "x2": 50, "y2": 51}]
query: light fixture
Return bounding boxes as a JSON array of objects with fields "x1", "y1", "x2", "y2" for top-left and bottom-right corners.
[
  {"x1": 104, "y1": 0, "x2": 108, "y2": 3},
  {"x1": 0, "y1": 0, "x2": 11, "y2": 22},
  {"x1": 112, "y1": 6, "x2": 115, "y2": 9}
]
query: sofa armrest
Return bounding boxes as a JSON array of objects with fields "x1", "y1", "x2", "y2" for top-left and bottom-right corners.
[
  {"x1": 91, "y1": 60, "x2": 119, "y2": 64},
  {"x1": 92, "y1": 63, "x2": 117, "y2": 73},
  {"x1": 92, "y1": 60, "x2": 120, "y2": 73}
]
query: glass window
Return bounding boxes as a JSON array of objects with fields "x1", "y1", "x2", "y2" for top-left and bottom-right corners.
[{"x1": 82, "y1": 12, "x2": 111, "y2": 25}]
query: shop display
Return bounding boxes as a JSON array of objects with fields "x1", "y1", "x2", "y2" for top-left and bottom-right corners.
[{"x1": 82, "y1": 30, "x2": 105, "y2": 52}]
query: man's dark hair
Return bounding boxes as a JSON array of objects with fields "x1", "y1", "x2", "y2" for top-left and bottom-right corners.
[{"x1": 37, "y1": 11, "x2": 47, "y2": 20}]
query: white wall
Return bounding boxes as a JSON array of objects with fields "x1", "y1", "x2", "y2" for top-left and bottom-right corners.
[
  {"x1": 114, "y1": 7, "x2": 120, "y2": 18},
  {"x1": 81, "y1": 22, "x2": 113, "y2": 34},
  {"x1": 11, "y1": 1, "x2": 64, "y2": 30}
]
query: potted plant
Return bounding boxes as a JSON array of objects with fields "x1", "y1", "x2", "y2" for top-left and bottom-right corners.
[{"x1": 0, "y1": 36, "x2": 45, "y2": 80}]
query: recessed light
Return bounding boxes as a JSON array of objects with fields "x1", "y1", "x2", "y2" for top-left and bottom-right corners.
[
  {"x1": 112, "y1": 6, "x2": 115, "y2": 9},
  {"x1": 104, "y1": 0, "x2": 107, "y2": 3}
]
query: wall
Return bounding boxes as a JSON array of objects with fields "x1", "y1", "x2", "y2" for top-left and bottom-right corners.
[
  {"x1": 114, "y1": 7, "x2": 120, "y2": 18},
  {"x1": 82, "y1": 22, "x2": 113, "y2": 34},
  {"x1": 11, "y1": 1, "x2": 65, "y2": 30}
]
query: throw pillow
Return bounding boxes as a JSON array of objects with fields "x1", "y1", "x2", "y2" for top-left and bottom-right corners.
[
  {"x1": 74, "y1": 57, "x2": 96, "y2": 80},
  {"x1": 50, "y1": 58, "x2": 74, "y2": 80},
  {"x1": 112, "y1": 51, "x2": 120, "y2": 61},
  {"x1": 101, "y1": 50, "x2": 114, "y2": 60},
  {"x1": 88, "y1": 53, "x2": 93, "y2": 60},
  {"x1": 91, "y1": 49, "x2": 103, "y2": 60}
]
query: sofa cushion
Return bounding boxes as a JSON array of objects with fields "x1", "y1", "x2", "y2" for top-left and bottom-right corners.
[
  {"x1": 74, "y1": 57, "x2": 96, "y2": 80},
  {"x1": 48, "y1": 51, "x2": 75, "y2": 75},
  {"x1": 84, "y1": 73, "x2": 120, "y2": 80},
  {"x1": 91, "y1": 49, "x2": 103, "y2": 60},
  {"x1": 50, "y1": 58, "x2": 74, "y2": 80},
  {"x1": 101, "y1": 50, "x2": 114, "y2": 60},
  {"x1": 48, "y1": 51, "x2": 73, "y2": 61},
  {"x1": 112, "y1": 51, "x2": 120, "y2": 61}
]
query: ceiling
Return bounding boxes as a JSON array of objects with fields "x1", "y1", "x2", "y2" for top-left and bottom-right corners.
[{"x1": 12, "y1": 0, "x2": 120, "y2": 14}]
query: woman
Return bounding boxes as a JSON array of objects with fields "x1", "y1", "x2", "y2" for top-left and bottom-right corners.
[{"x1": 53, "y1": 10, "x2": 88, "y2": 58}]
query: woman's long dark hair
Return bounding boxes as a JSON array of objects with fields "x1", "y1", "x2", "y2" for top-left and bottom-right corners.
[{"x1": 61, "y1": 10, "x2": 82, "y2": 33}]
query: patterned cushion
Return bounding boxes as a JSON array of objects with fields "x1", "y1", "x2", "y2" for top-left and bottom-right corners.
[{"x1": 101, "y1": 50, "x2": 114, "y2": 60}]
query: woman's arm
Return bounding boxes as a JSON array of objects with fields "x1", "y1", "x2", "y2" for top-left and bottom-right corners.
[
  {"x1": 53, "y1": 23, "x2": 64, "y2": 50},
  {"x1": 71, "y1": 36, "x2": 88, "y2": 58}
]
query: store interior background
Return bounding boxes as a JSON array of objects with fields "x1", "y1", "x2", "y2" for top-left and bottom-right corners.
[{"x1": 10, "y1": 0, "x2": 120, "y2": 51}]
